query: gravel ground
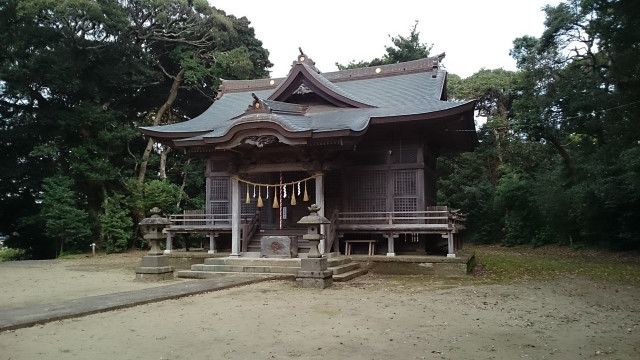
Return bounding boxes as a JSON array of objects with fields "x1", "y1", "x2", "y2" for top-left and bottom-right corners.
[{"x1": 0, "y1": 248, "x2": 638, "y2": 360}]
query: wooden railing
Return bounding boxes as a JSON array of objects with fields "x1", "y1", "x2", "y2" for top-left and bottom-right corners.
[
  {"x1": 325, "y1": 209, "x2": 339, "y2": 252},
  {"x1": 336, "y1": 206, "x2": 465, "y2": 233},
  {"x1": 241, "y1": 211, "x2": 261, "y2": 252},
  {"x1": 168, "y1": 213, "x2": 255, "y2": 229}
]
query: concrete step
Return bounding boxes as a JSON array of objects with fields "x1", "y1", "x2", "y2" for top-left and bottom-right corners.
[
  {"x1": 328, "y1": 262, "x2": 361, "y2": 275},
  {"x1": 191, "y1": 264, "x2": 299, "y2": 274},
  {"x1": 332, "y1": 267, "x2": 368, "y2": 282}
]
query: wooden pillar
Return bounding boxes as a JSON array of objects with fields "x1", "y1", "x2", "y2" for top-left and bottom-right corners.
[
  {"x1": 386, "y1": 233, "x2": 396, "y2": 257},
  {"x1": 447, "y1": 232, "x2": 455, "y2": 258},
  {"x1": 315, "y1": 173, "x2": 326, "y2": 254},
  {"x1": 208, "y1": 233, "x2": 217, "y2": 254},
  {"x1": 164, "y1": 232, "x2": 172, "y2": 254},
  {"x1": 230, "y1": 177, "x2": 240, "y2": 257}
]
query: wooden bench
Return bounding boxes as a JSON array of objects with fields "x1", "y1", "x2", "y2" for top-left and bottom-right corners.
[{"x1": 344, "y1": 239, "x2": 376, "y2": 256}]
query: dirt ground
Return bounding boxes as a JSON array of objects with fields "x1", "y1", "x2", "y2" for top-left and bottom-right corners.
[{"x1": 1, "y1": 247, "x2": 639, "y2": 360}]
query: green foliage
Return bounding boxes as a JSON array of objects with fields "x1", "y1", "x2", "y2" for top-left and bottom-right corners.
[
  {"x1": 336, "y1": 21, "x2": 432, "y2": 70},
  {"x1": 40, "y1": 175, "x2": 93, "y2": 255},
  {"x1": 124, "y1": 179, "x2": 183, "y2": 217},
  {"x1": 0, "y1": 0, "x2": 270, "y2": 256},
  {"x1": 440, "y1": 0, "x2": 640, "y2": 250},
  {"x1": 0, "y1": 248, "x2": 29, "y2": 262},
  {"x1": 100, "y1": 193, "x2": 134, "y2": 253}
]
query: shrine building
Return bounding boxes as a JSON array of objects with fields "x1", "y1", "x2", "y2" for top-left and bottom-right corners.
[{"x1": 140, "y1": 51, "x2": 477, "y2": 260}]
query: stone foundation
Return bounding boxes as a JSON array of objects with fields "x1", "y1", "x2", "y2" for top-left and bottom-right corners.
[
  {"x1": 135, "y1": 255, "x2": 175, "y2": 282},
  {"x1": 295, "y1": 257, "x2": 333, "y2": 289},
  {"x1": 353, "y1": 251, "x2": 476, "y2": 276}
]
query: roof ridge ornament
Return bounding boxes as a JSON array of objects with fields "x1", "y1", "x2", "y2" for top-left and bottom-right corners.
[{"x1": 295, "y1": 47, "x2": 320, "y2": 73}]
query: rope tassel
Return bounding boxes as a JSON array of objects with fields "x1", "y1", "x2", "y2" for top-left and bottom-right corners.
[
  {"x1": 291, "y1": 184, "x2": 297, "y2": 206},
  {"x1": 257, "y1": 186, "x2": 263, "y2": 208},
  {"x1": 303, "y1": 180, "x2": 309, "y2": 202},
  {"x1": 273, "y1": 186, "x2": 279, "y2": 208},
  {"x1": 245, "y1": 184, "x2": 250, "y2": 204}
]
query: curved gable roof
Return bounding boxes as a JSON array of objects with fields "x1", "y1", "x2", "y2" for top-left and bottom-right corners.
[
  {"x1": 268, "y1": 62, "x2": 374, "y2": 108},
  {"x1": 140, "y1": 53, "x2": 477, "y2": 152}
]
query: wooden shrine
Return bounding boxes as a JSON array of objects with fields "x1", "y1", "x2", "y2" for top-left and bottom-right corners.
[{"x1": 141, "y1": 50, "x2": 477, "y2": 258}]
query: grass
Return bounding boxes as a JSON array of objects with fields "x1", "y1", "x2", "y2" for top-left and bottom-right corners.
[
  {"x1": 0, "y1": 248, "x2": 27, "y2": 261},
  {"x1": 470, "y1": 244, "x2": 640, "y2": 285},
  {"x1": 345, "y1": 244, "x2": 640, "y2": 291}
]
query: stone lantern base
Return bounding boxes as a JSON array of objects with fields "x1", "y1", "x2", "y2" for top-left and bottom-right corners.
[
  {"x1": 295, "y1": 257, "x2": 333, "y2": 289},
  {"x1": 135, "y1": 254, "x2": 174, "y2": 282}
]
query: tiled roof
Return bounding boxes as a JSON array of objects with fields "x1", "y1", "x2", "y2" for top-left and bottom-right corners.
[{"x1": 140, "y1": 55, "x2": 474, "y2": 145}]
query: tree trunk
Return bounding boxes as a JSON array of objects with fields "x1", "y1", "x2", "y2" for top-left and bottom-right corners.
[
  {"x1": 547, "y1": 135, "x2": 576, "y2": 177},
  {"x1": 159, "y1": 145, "x2": 170, "y2": 180},
  {"x1": 138, "y1": 68, "x2": 186, "y2": 183},
  {"x1": 176, "y1": 157, "x2": 192, "y2": 209}
]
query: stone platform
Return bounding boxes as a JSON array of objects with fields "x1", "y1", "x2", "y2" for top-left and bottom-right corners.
[
  {"x1": 351, "y1": 251, "x2": 476, "y2": 276},
  {"x1": 167, "y1": 251, "x2": 475, "y2": 278}
]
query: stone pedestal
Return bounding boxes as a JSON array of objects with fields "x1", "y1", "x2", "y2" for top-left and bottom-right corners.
[
  {"x1": 135, "y1": 255, "x2": 174, "y2": 282},
  {"x1": 295, "y1": 257, "x2": 333, "y2": 289}
]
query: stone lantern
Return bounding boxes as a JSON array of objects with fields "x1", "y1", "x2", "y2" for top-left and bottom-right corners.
[
  {"x1": 295, "y1": 204, "x2": 333, "y2": 288},
  {"x1": 135, "y1": 207, "x2": 174, "y2": 281},
  {"x1": 297, "y1": 204, "x2": 330, "y2": 258}
]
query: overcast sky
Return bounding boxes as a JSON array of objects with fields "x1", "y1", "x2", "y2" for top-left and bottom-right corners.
[{"x1": 209, "y1": 0, "x2": 561, "y2": 79}]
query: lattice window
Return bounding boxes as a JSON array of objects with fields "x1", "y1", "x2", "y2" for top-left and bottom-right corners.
[
  {"x1": 210, "y1": 177, "x2": 229, "y2": 200},
  {"x1": 346, "y1": 170, "x2": 387, "y2": 213},
  {"x1": 400, "y1": 147, "x2": 418, "y2": 163},
  {"x1": 393, "y1": 170, "x2": 418, "y2": 219},
  {"x1": 348, "y1": 198, "x2": 386, "y2": 214},
  {"x1": 392, "y1": 147, "x2": 418, "y2": 164},
  {"x1": 394, "y1": 170, "x2": 417, "y2": 196},
  {"x1": 348, "y1": 171, "x2": 386, "y2": 197},
  {"x1": 209, "y1": 177, "x2": 229, "y2": 215},
  {"x1": 394, "y1": 198, "x2": 417, "y2": 212},
  {"x1": 209, "y1": 201, "x2": 229, "y2": 215}
]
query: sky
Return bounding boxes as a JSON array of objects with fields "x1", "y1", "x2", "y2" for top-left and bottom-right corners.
[{"x1": 209, "y1": 0, "x2": 561, "y2": 79}]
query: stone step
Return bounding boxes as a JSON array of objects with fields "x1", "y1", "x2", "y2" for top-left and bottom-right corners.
[
  {"x1": 328, "y1": 262, "x2": 361, "y2": 275},
  {"x1": 332, "y1": 268, "x2": 368, "y2": 282},
  {"x1": 191, "y1": 264, "x2": 299, "y2": 274},
  {"x1": 176, "y1": 270, "x2": 294, "y2": 280},
  {"x1": 203, "y1": 257, "x2": 301, "y2": 267},
  {"x1": 327, "y1": 257, "x2": 353, "y2": 267}
]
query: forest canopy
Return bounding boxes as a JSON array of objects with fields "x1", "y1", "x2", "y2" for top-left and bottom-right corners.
[
  {"x1": 1, "y1": 0, "x2": 638, "y2": 258},
  {"x1": 439, "y1": 0, "x2": 640, "y2": 250},
  {"x1": 0, "y1": 0, "x2": 271, "y2": 257}
]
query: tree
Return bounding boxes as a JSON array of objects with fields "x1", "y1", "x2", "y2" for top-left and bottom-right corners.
[
  {"x1": 130, "y1": 0, "x2": 272, "y2": 183},
  {"x1": 40, "y1": 175, "x2": 93, "y2": 257},
  {"x1": 100, "y1": 193, "x2": 134, "y2": 253},
  {"x1": 0, "y1": 0, "x2": 272, "y2": 256},
  {"x1": 509, "y1": 0, "x2": 640, "y2": 249},
  {"x1": 336, "y1": 21, "x2": 433, "y2": 70}
]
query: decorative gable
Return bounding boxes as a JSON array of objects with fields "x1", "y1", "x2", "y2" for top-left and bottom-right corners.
[
  {"x1": 268, "y1": 51, "x2": 375, "y2": 109},
  {"x1": 242, "y1": 93, "x2": 308, "y2": 117}
]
